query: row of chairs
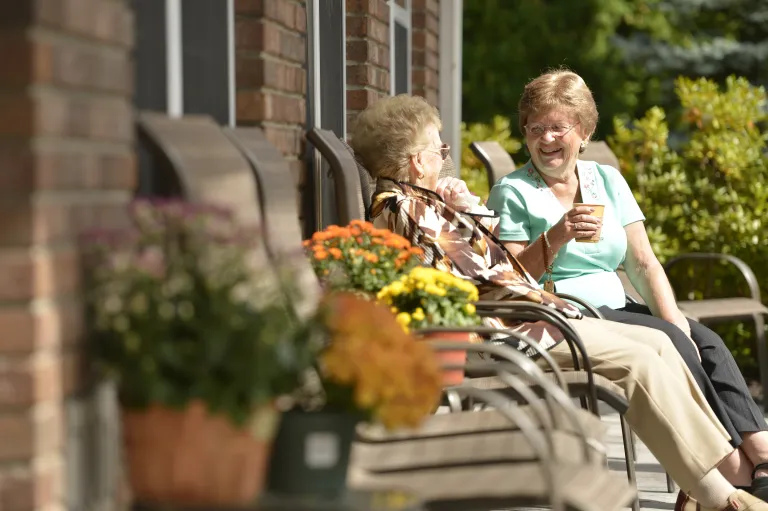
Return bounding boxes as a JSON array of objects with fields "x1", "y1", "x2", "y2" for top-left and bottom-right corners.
[{"x1": 137, "y1": 112, "x2": 638, "y2": 510}]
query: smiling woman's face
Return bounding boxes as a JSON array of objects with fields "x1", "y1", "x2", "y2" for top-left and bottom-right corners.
[{"x1": 525, "y1": 110, "x2": 587, "y2": 178}]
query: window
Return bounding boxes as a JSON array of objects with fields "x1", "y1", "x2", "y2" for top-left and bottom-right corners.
[
  {"x1": 390, "y1": 0, "x2": 411, "y2": 95},
  {"x1": 133, "y1": 0, "x2": 235, "y2": 123},
  {"x1": 132, "y1": 0, "x2": 236, "y2": 195}
]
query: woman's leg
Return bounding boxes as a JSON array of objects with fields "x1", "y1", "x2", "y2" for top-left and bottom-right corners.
[
  {"x1": 566, "y1": 318, "x2": 768, "y2": 508},
  {"x1": 599, "y1": 305, "x2": 743, "y2": 448},
  {"x1": 547, "y1": 317, "x2": 739, "y2": 507},
  {"x1": 685, "y1": 317, "x2": 768, "y2": 488},
  {"x1": 718, "y1": 448, "x2": 755, "y2": 487},
  {"x1": 620, "y1": 303, "x2": 768, "y2": 488},
  {"x1": 624, "y1": 302, "x2": 767, "y2": 436}
]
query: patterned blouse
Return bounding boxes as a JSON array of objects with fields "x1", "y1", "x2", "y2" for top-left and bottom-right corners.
[{"x1": 370, "y1": 178, "x2": 583, "y2": 356}]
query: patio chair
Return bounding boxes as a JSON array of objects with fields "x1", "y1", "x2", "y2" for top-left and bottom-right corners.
[
  {"x1": 224, "y1": 126, "x2": 634, "y2": 510},
  {"x1": 306, "y1": 126, "x2": 649, "y2": 510},
  {"x1": 137, "y1": 114, "x2": 316, "y2": 325},
  {"x1": 476, "y1": 139, "x2": 768, "y2": 409},
  {"x1": 137, "y1": 112, "x2": 261, "y2": 225},
  {"x1": 582, "y1": 140, "x2": 621, "y2": 169},
  {"x1": 351, "y1": 359, "x2": 633, "y2": 511},
  {"x1": 469, "y1": 140, "x2": 517, "y2": 186}
]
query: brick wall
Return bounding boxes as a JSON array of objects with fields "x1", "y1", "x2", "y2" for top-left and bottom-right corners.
[
  {"x1": 235, "y1": 0, "x2": 308, "y2": 203},
  {"x1": 346, "y1": 0, "x2": 391, "y2": 130},
  {"x1": 411, "y1": 0, "x2": 439, "y2": 107},
  {"x1": 0, "y1": 1, "x2": 135, "y2": 510}
]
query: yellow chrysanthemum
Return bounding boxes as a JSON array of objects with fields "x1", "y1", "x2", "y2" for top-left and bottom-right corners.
[
  {"x1": 396, "y1": 312, "x2": 411, "y2": 327},
  {"x1": 424, "y1": 284, "x2": 447, "y2": 297}
]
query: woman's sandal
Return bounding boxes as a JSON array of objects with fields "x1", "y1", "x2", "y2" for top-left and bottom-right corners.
[
  {"x1": 752, "y1": 463, "x2": 768, "y2": 500},
  {"x1": 676, "y1": 489, "x2": 768, "y2": 511},
  {"x1": 675, "y1": 490, "x2": 697, "y2": 511}
]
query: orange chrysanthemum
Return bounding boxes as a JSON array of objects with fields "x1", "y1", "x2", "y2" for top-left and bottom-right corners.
[
  {"x1": 304, "y1": 221, "x2": 425, "y2": 295},
  {"x1": 320, "y1": 293, "x2": 442, "y2": 429}
]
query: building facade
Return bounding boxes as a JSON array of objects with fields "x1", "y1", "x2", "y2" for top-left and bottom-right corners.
[{"x1": 0, "y1": 1, "x2": 461, "y2": 510}]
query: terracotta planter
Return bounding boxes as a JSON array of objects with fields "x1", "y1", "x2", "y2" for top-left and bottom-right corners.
[
  {"x1": 422, "y1": 332, "x2": 471, "y2": 386},
  {"x1": 122, "y1": 401, "x2": 279, "y2": 508}
]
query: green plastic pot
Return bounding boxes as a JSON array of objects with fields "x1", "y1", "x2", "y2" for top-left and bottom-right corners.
[{"x1": 267, "y1": 410, "x2": 359, "y2": 499}]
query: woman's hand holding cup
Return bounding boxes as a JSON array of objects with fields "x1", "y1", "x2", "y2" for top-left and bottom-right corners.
[
  {"x1": 550, "y1": 204, "x2": 604, "y2": 245},
  {"x1": 436, "y1": 177, "x2": 472, "y2": 211}
]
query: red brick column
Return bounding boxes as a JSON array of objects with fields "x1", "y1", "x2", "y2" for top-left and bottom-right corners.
[
  {"x1": 346, "y1": 0, "x2": 390, "y2": 129},
  {"x1": 411, "y1": 0, "x2": 439, "y2": 107},
  {"x1": 235, "y1": 0, "x2": 307, "y2": 190},
  {"x1": 0, "y1": 1, "x2": 135, "y2": 510}
]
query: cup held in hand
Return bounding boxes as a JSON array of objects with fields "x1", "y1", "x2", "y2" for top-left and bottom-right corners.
[{"x1": 573, "y1": 203, "x2": 605, "y2": 243}]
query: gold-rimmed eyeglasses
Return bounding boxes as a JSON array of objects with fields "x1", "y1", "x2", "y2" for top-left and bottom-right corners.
[
  {"x1": 424, "y1": 144, "x2": 451, "y2": 160},
  {"x1": 525, "y1": 122, "x2": 580, "y2": 138}
]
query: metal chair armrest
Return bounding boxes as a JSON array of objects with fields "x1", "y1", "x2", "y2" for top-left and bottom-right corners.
[
  {"x1": 555, "y1": 293, "x2": 605, "y2": 319},
  {"x1": 456, "y1": 358, "x2": 597, "y2": 463},
  {"x1": 663, "y1": 252, "x2": 762, "y2": 302},
  {"x1": 417, "y1": 326, "x2": 566, "y2": 392},
  {"x1": 472, "y1": 302, "x2": 599, "y2": 413}
]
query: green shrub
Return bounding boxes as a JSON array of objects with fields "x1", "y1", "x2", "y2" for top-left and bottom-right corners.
[
  {"x1": 609, "y1": 76, "x2": 768, "y2": 374},
  {"x1": 459, "y1": 116, "x2": 522, "y2": 199}
]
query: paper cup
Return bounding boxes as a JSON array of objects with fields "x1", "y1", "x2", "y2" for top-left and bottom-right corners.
[{"x1": 573, "y1": 203, "x2": 605, "y2": 243}]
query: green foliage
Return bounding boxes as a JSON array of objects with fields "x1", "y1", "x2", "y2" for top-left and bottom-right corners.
[
  {"x1": 84, "y1": 200, "x2": 319, "y2": 425},
  {"x1": 459, "y1": 116, "x2": 522, "y2": 199},
  {"x1": 615, "y1": 0, "x2": 768, "y2": 94},
  {"x1": 609, "y1": 76, "x2": 768, "y2": 371},
  {"x1": 462, "y1": 0, "x2": 768, "y2": 140},
  {"x1": 462, "y1": 0, "x2": 654, "y2": 138}
]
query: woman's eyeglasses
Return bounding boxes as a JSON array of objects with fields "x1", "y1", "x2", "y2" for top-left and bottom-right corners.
[
  {"x1": 525, "y1": 122, "x2": 580, "y2": 138},
  {"x1": 425, "y1": 144, "x2": 451, "y2": 160}
]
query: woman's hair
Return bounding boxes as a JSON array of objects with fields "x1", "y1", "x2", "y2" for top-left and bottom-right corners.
[
  {"x1": 518, "y1": 69, "x2": 598, "y2": 141},
  {"x1": 349, "y1": 94, "x2": 442, "y2": 181}
]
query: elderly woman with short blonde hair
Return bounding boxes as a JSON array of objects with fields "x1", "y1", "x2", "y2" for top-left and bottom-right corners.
[
  {"x1": 487, "y1": 69, "x2": 768, "y2": 508},
  {"x1": 350, "y1": 93, "x2": 768, "y2": 511}
]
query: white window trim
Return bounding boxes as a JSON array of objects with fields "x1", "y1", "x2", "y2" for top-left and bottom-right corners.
[
  {"x1": 307, "y1": 0, "x2": 324, "y2": 230},
  {"x1": 390, "y1": 0, "x2": 412, "y2": 95},
  {"x1": 165, "y1": 0, "x2": 183, "y2": 118},
  {"x1": 439, "y1": 0, "x2": 463, "y2": 169},
  {"x1": 227, "y1": 0, "x2": 235, "y2": 126}
]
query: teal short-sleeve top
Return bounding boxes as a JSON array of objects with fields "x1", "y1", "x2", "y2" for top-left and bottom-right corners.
[{"x1": 486, "y1": 159, "x2": 645, "y2": 309}]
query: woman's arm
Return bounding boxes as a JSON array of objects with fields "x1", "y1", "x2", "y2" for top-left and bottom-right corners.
[
  {"x1": 623, "y1": 222, "x2": 693, "y2": 339},
  {"x1": 502, "y1": 205, "x2": 602, "y2": 280},
  {"x1": 503, "y1": 235, "x2": 565, "y2": 281}
]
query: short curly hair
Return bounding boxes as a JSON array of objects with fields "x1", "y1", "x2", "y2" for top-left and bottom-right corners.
[
  {"x1": 349, "y1": 94, "x2": 442, "y2": 182},
  {"x1": 518, "y1": 69, "x2": 598, "y2": 140}
]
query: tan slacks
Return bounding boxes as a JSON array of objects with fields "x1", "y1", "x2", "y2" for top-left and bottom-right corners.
[{"x1": 546, "y1": 317, "x2": 734, "y2": 493}]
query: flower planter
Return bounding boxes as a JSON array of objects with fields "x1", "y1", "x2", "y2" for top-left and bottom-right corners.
[
  {"x1": 267, "y1": 410, "x2": 359, "y2": 499},
  {"x1": 122, "y1": 401, "x2": 279, "y2": 508},
  {"x1": 421, "y1": 332, "x2": 471, "y2": 386}
]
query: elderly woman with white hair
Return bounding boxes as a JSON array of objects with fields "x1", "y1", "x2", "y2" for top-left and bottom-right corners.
[{"x1": 350, "y1": 93, "x2": 768, "y2": 511}]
